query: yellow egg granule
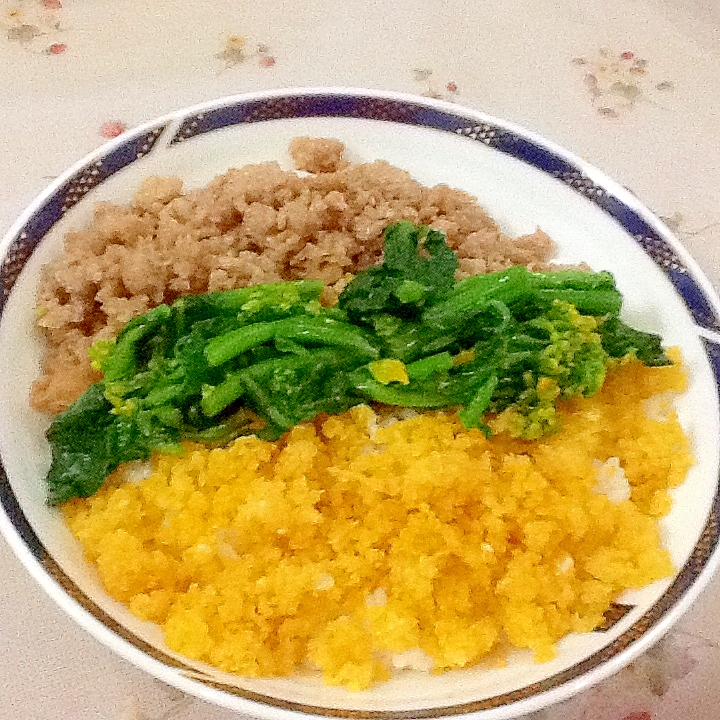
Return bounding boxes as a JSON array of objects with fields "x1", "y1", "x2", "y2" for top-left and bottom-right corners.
[{"x1": 62, "y1": 352, "x2": 692, "y2": 690}]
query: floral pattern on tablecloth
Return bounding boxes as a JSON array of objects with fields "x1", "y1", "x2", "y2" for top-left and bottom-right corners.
[
  {"x1": 2, "y1": 0, "x2": 66, "y2": 53},
  {"x1": 571, "y1": 49, "x2": 675, "y2": 117},
  {"x1": 99, "y1": 121, "x2": 126, "y2": 139},
  {"x1": 216, "y1": 34, "x2": 276, "y2": 70},
  {"x1": 411, "y1": 67, "x2": 460, "y2": 101}
]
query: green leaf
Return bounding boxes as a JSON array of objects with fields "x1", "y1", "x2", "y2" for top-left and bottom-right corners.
[
  {"x1": 339, "y1": 222, "x2": 458, "y2": 321},
  {"x1": 45, "y1": 383, "x2": 117, "y2": 505},
  {"x1": 600, "y1": 316, "x2": 670, "y2": 366}
]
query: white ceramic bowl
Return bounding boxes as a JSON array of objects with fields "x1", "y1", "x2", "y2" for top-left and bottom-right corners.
[{"x1": 1, "y1": 88, "x2": 719, "y2": 719}]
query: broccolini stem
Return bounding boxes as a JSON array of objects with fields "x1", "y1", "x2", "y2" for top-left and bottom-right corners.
[
  {"x1": 205, "y1": 320, "x2": 285, "y2": 367},
  {"x1": 201, "y1": 373, "x2": 246, "y2": 417},
  {"x1": 457, "y1": 375, "x2": 499, "y2": 428},
  {"x1": 405, "y1": 352, "x2": 454, "y2": 380},
  {"x1": 206, "y1": 316, "x2": 380, "y2": 367},
  {"x1": 534, "y1": 288, "x2": 622, "y2": 316},
  {"x1": 196, "y1": 280, "x2": 324, "y2": 314},
  {"x1": 527, "y1": 269, "x2": 616, "y2": 291},
  {"x1": 280, "y1": 317, "x2": 380, "y2": 359},
  {"x1": 422, "y1": 266, "x2": 532, "y2": 330}
]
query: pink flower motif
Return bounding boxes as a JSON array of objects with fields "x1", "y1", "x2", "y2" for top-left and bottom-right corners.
[
  {"x1": 259, "y1": 55, "x2": 276, "y2": 68},
  {"x1": 621, "y1": 712, "x2": 652, "y2": 720},
  {"x1": 43, "y1": 0, "x2": 63, "y2": 8},
  {"x1": 446, "y1": 81, "x2": 458, "y2": 92},
  {"x1": 100, "y1": 122, "x2": 126, "y2": 139},
  {"x1": 47, "y1": 42, "x2": 66, "y2": 54},
  {"x1": 621, "y1": 51, "x2": 635, "y2": 60}
]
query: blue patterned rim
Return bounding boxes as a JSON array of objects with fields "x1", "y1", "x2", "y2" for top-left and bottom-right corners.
[{"x1": 1, "y1": 89, "x2": 719, "y2": 719}]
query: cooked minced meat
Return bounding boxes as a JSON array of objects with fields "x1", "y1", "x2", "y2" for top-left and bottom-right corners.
[{"x1": 31, "y1": 138, "x2": 554, "y2": 414}]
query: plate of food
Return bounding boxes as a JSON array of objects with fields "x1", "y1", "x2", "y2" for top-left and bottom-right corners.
[{"x1": 0, "y1": 87, "x2": 718, "y2": 719}]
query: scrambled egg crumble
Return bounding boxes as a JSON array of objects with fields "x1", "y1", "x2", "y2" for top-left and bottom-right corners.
[{"x1": 63, "y1": 352, "x2": 692, "y2": 690}]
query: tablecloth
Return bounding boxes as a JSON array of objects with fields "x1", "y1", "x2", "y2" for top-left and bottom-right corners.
[{"x1": 1, "y1": 1, "x2": 719, "y2": 718}]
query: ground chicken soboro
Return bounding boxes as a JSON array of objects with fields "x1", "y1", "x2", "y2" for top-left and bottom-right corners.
[
  {"x1": 63, "y1": 352, "x2": 692, "y2": 690},
  {"x1": 30, "y1": 137, "x2": 553, "y2": 414}
]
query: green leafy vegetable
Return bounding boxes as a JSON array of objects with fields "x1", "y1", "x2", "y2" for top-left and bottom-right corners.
[
  {"x1": 600, "y1": 316, "x2": 669, "y2": 366},
  {"x1": 339, "y1": 221, "x2": 458, "y2": 321},
  {"x1": 42, "y1": 222, "x2": 671, "y2": 504}
]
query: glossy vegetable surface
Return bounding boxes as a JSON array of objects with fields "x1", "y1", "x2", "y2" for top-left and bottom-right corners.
[{"x1": 44, "y1": 222, "x2": 668, "y2": 504}]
